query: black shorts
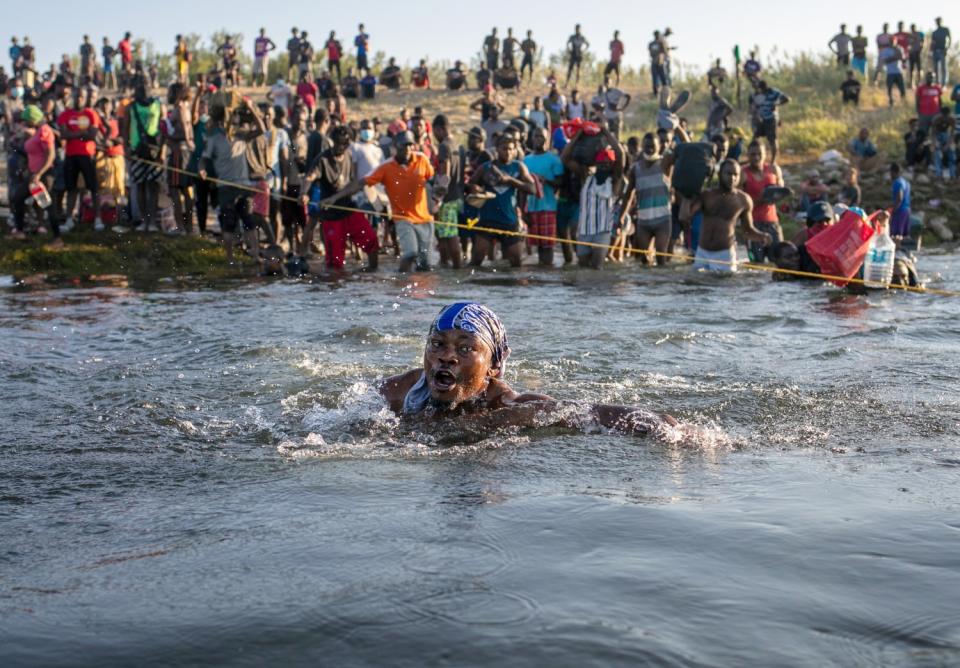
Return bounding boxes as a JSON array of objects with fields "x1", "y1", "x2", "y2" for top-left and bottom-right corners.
[
  {"x1": 357, "y1": 54, "x2": 368, "y2": 71},
  {"x1": 282, "y1": 184, "x2": 306, "y2": 228},
  {"x1": 64, "y1": 154, "x2": 97, "y2": 193},
  {"x1": 837, "y1": 53, "x2": 850, "y2": 66},
  {"x1": 521, "y1": 54, "x2": 534, "y2": 69},
  {"x1": 569, "y1": 54, "x2": 583, "y2": 66},
  {"x1": 477, "y1": 223, "x2": 522, "y2": 248},
  {"x1": 757, "y1": 117, "x2": 778, "y2": 141},
  {"x1": 604, "y1": 61, "x2": 621, "y2": 76},
  {"x1": 217, "y1": 186, "x2": 257, "y2": 233}
]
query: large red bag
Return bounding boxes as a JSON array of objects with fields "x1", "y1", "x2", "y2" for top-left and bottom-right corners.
[{"x1": 806, "y1": 210, "x2": 877, "y2": 286}]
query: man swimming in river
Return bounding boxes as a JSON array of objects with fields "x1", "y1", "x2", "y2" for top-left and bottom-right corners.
[{"x1": 380, "y1": 302, "x2": 678, "y2": 436}]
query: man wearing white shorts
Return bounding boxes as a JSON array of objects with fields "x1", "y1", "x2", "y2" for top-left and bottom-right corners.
[{"x1": 689, "y1": 159, "x2": 771, "y2": 273}]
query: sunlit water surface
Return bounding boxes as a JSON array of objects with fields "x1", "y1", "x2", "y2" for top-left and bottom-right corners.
[{"x1": 2, "y1": 254, "x2": 959, "y2": 666}]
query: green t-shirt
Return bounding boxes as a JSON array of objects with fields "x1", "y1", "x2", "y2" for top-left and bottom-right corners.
[{"x1": 128, "y1": 99, "x2": 161, "y2": 150}]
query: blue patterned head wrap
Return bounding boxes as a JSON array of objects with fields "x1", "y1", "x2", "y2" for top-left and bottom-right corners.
[{"x1": 429, "y1": 302, "x2": 511, "y2": 375}]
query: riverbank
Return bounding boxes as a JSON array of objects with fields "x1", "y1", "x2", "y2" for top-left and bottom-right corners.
[{"x1": 0, "y1": 229, "x2": 257, "y2": 285}]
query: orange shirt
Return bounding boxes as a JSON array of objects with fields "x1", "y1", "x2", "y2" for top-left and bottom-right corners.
[{"x1": 364, "y1": 152, "x2": 435, "y2": 223}]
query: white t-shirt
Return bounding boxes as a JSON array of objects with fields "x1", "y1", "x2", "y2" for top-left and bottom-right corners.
[
  {"x1": 351, "y1": 140, "x2": 387, "y2": 208},
  {"x1": 566, "y1": 100, "x2": 585, "y2": 120},
  {"x1": 351, "y1": 140, "x2": 384, "y2": 178},
  {"x1": 528, "y1": 109, "x2": 548, "y2": 129},
  {"x1": 270, "y1": 82, "x2": 291, "y2": 110}
]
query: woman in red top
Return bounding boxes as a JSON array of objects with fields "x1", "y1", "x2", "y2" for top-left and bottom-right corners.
[
  {"x1": 296, "y1": 71, "x2": 318, "y2": 111},
  {"x1": 742, "y1": 140, "x2": 784, "y2": 262},
  {"x1": 12, "y1": 105, "x2": 59, "y2": 243}
]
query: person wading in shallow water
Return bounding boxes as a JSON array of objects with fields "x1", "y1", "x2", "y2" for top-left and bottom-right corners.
[{"x1": 380, "y1": 302, "x2": 678, "y2": 436}]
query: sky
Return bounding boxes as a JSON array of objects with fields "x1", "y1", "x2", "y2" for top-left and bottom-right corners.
[{"x1": 11, "y1": 0, "x2": 957, "y2": 76}]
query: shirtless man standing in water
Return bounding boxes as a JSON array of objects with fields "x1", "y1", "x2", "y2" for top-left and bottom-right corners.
[
  {"x1": 690, "y1": 159, "x2": 771, "y2": 272},
  {"x1": 381, "y1": 302, "x2": 677, "y2": 436}
]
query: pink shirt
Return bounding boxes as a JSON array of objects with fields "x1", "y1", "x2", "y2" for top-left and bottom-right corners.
[{"x1": 25, "y1": 123, "x2": 55, "y2": 174}]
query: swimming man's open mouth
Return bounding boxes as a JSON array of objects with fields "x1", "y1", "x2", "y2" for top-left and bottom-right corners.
[{"x1": 432, "y1": 369, "x2": 457, "y2": 392}]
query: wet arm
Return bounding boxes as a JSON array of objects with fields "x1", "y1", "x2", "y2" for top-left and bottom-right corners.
[
  {"x1": 496, "y1": 397, "x2": 678, "y2": 436},
  {"x1": 739, "y1": 196, "x2": 768, "y2": 242},
  {"x1": 619, "y1": 168, "x2": 637, "y2": 218},
  {"x1": 506, "y1": 162, "x2": 536, "y2": 195}
]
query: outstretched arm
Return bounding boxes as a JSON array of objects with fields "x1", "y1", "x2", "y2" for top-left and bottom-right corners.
[
  {"x1": 481, "y1": 396, "x2": 679, "y2": 436},
  {"x1": 318, "y1": 177, "x2": 365, "y2": 207}
]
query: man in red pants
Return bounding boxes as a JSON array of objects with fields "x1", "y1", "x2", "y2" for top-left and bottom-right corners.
[{"x1": 303, "y1": 125, "x2": 379, "y2": 272}]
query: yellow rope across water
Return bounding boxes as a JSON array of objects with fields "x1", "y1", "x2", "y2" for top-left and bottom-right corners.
[{"x1": 128, "y1": 156, "x2": 960, "y2": 297}]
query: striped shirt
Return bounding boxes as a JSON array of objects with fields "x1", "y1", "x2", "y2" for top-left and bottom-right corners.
[
  {"x1": 632, "y1": 159, "x2": 671, "y2": 227},
  {"x1": 578, "y1": 174, "x2": 617, "y2": 236}
]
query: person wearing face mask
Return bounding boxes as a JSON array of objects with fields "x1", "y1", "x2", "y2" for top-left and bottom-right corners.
[
  {"x1": 5, "y1": 77, "x2": 26, "y2": 125},
  {"x1": 350, "y1": 118, "x2": 386, "y2": 237},
  {"x1": 619, "y1": 132, "x2": 672, "y2": 265}
]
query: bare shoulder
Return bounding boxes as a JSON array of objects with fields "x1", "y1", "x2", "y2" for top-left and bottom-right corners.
[
  {"x1": 380, "y1": 369, "x2": 422, "y2": 412},
  {"x1": 736, "y1": 188, "x2": 753, "y2": 209}
]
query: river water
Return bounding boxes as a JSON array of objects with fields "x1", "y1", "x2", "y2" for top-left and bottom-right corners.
[{"x1": 2, "y1": 253, "x2": 960, "y2": 667}]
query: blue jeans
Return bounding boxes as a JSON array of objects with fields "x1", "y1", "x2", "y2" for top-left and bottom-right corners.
[
  {"x1": 690, "y1": 212, "x2": 702, "y2": 251},
  {"x1": 651, "y1": 63, "x2": 668, "y2": 93},
  {"x1": 933, "y1": 49, "x2": 948, "y2": 85},
  {"x1": 933, "y1": 133, "x2": 957, "y2": 178}
]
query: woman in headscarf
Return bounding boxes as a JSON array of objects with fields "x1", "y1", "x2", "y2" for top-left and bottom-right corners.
[
  {"x1": 381, "y1": 302, "x2": 677, "y2": 437},
  {"x1": 11, "y1": 105, "x2": 60, "y2": 244}
]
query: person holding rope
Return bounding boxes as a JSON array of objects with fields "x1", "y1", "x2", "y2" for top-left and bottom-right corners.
[
  {"x1": 318, "y1": 130, "x2": 435, "y2": 272},
  {"x1": 198, "y1": 97, "x2": 266, "y2": 264},
  {"x1": 301, "y1": 124, "x2": 379, "y2": 272}
]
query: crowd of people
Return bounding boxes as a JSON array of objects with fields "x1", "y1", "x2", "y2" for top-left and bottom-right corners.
[{"x1": 0, "y1": 18, "x2": 953, "y2": 282}]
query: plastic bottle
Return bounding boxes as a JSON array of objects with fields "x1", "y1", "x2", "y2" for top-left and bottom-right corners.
[
  {"x1": 863, "y1": 226, "x2": 896, "y2": 288},
  {"x1": 28, "y1": 182, "x2": 52, "y2": 209}
]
